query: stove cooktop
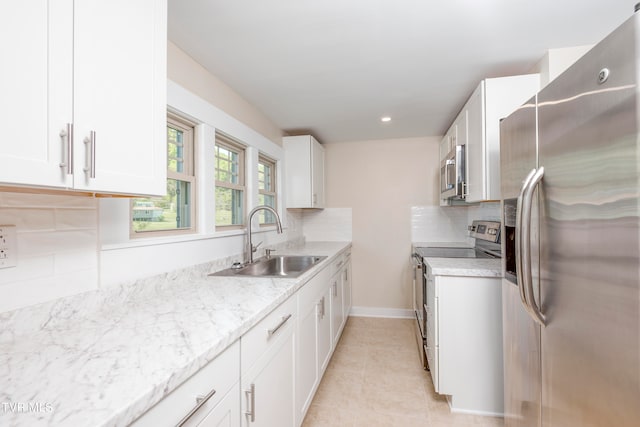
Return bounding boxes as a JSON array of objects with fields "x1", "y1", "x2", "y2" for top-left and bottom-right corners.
[{"x1": 415, "y1": 247, "x2": 497, "y2": 259}]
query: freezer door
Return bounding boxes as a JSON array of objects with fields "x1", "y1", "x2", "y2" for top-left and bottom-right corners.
[
  {"x1": 537, "y1": 13, "x2": 640, "y2": 427},
  {"x1": 502, "y1": 280, "x2": 541, "y2": 427},
  {"x1": 500, "y1": 96, "x2": 538, "y2": 201},
  {"x1": 500, "y1": 99, "x2": 542, "y2": 427}
]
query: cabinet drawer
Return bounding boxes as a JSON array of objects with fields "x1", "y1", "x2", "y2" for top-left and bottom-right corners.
[
  {"x1": 131, "y1": 340, "x2": 239, "y2": 427},
  {"x1": 297, "y1": 264, "x2": 331, "y2": 310},
  {"x1": 241, "y1": 294, "x2": 297, "y2": 374},
  {"x1": 330, "y1": 254, "x2": 347, "y2": 276}
]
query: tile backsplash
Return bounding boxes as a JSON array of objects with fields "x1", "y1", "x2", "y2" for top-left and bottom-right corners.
[
  {"x1": 411, "y1": 202, "x2": 500, "y2": 244},
  {"x1": 0, "y1": 192, "x2": 99, "y2": 313},
  {"x1": 301, "y1": 208, "x2": 352, "y2": 241}
]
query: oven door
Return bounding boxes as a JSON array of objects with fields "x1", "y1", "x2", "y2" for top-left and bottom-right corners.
[
  {"x1": 440, "y1": 145, "x2": 465, "y2": 199},
  {"x1": 412, "y1": 254, "x2": 427, "y2": 369}
]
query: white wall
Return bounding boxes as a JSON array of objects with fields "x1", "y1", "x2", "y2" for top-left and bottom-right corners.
[
  {"x1": 531, "y1": 45, "x2": 593, "y2": 88},
  {"x1": 323, "y1": 136, "x2": 440, "y2": 313}
]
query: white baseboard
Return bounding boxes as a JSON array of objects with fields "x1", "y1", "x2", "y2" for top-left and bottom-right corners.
[
  {"x1": 348, "y1": 306, "x2": 414, "y2": 319},
  {"x1": 447, "y1": 396, "x2": 504, "y2": 417}
]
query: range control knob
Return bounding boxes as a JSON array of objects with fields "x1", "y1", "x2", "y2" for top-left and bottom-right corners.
[{"x1": 488, "y1": 228, "x2": 498, "y2": 235}]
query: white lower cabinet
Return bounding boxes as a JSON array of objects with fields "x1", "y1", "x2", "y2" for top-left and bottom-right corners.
[
  {"x1": 131, "y1": 340, "x2": 240, "y2": 427},
  {"x1": 241, "y1": 295, "x2": 296, "y2": 427},
  {"x1": 295, "y1": 265, "x2": 332, "y2": 426},
  {"x1": 330, "y1": 271, "x2": 345, "y2": 346},
  {"x1": 341, "y1": 256, "x2": 352, "y2": 320},
  {"x1": 132, "y1": 249, "x2": 352, "y2": 427},
  {"x1": 198, "y1": 383, "x2": 241, "y2": 427},
  {"x1": 425, "y1": 265, "x2": 504, "y2": 415}
]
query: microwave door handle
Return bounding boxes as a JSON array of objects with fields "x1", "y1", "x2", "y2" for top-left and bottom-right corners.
[
  {"x1": 516, "y1": 168, "x2": 537, "y2": 311},
  {"x1": 445, "y1": 159, "x2": 454, "y2": 189},
  {"x1": 521, "y1": 167, "x2": 546, "y2": 327}
]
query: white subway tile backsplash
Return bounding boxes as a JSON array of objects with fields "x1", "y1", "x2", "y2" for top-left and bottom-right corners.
[
  {"x1": 18, "y1": 230, "x2": 97, "y2": 256},
  {"x1": 0, "y1": 208, "x2": 56, "y2": 231},
  {"x1": 55, "y1": 250, "x2": 99, "y2": 275},
  {"x1": 301, "y1": 208, "x2": 352, "y2": 241},
  {"x1": 0, "y1": 269, "x2": 97, "y2": 314},
  {"x1": 0, "y1": 192, "x2": 96, "y2": 209},
  {"x1": 411, "y1": 205, "x2": 470, "y2": 243},
  {"x1": 55, "y1": 208, "x2": 98, "y2": 229},
  {"x1": 0, "y1": 191, "x2": 99, "y2": 313},
  {"x1": 0, "y1": 255, "x2": 54, "y2": 285}
]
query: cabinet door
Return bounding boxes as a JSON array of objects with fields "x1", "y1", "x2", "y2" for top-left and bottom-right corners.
[
  {"x1": 317, "y1": 288, "x2": 332, "y2": 375},
  {"x1": 342, "y1": 261, "x2": 352, "y2": 318},
  {"x1": 311, "y1": 137, "x2": 325, "y2": 208},
  {"x1": 465, "y1": 83, "x2": 486, "y2": 203},
  {"x1": 330, "y1": 273, "x2": 345, "y2": 345},
  {"x1": 72, "y1": 0, "x2": 166, "y2": 195},
  {"x1": 295, "y1": 297, "x2": 319, "y2": 425},
  {"x1": 0, "y1": 0, "x2": 73, "y2": 188},
  {"x1": 242, "y1": 328, "x2": 295, "y2": 427},
  {"x1": 198, "y1": 383, "x2": 240, "y2": 427}
]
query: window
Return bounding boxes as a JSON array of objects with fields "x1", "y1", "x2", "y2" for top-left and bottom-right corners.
[
  {"x1": 131, "y1": 115, "x2": 196, "y2": 236},
  {"x1": 215, "y1": 131, "x2": 245, "y2": 228},
  {"x1": 258, "y1": 154, "x2": 277, "y2": 225}
]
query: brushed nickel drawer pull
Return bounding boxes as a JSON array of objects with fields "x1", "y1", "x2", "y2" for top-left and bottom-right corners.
[
  {"x1": 267, "y1": 314, "x2": 292, "y2": 338},
  {"x1": 175, "y1": 387, "x2": 217, "y2": 426}
]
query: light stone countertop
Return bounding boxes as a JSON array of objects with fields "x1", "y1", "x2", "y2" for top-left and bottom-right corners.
[
  {"x1": 422, "y1": 257, "x2": 502, "y2": 277},
  {"x1": 0, "y1": 241, "x2": 351, "y2": 427}
]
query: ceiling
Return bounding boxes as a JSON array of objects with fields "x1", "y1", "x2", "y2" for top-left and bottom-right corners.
[{"x1": 168, "y1": 0, "x2": 635, "y2": 143}]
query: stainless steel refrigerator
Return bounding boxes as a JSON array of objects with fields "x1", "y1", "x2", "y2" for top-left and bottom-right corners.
[{"x1": 500, "y1": 11, "x2": 640, "y2": 427}]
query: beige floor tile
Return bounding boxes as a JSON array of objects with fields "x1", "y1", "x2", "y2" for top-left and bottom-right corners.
[
  {"x1": 302, "y1": 403, "x2": 356, "y2": 427},
  {"x1": 327, "y1": 343, "x2": 369, "y2": 374},
  {"x1": 352, "y1": 410, "x2": 430, "y2": 427},
  {"x1": 304, "y1": 316, "x2": 505, "y2": 427}
]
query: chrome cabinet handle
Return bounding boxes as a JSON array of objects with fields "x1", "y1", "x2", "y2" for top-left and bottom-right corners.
[
  {"x1": 313, "y1": 193, "x2": 317, "y2": 206},
  {"x1": 520, "y1": 167, "x2": 546, "y2": 327},
  {"x1": 59, "y1": 123, "x2": 73, "y2": 174},
  {"x1": 267, "y1": 314, "x2": 292, "y2": 338},
  {"x1": 333, "y1": 281, "x2": 337, "y2": 297},
  {"x1": 83, "y1": 130, "x2": 96, "y2": 178},
  {"x1": 244, "y1": 383, "x2": 255, "y2": 422},
  {"x1": 321, "y1": 296, "x2": 325, "y2": 318},
  {"x1": 516, "y1": 168, "x2": 536, "y2": 312},
  {"x1": 175, "y1": 387, "x2": 217, "y2": 427}
]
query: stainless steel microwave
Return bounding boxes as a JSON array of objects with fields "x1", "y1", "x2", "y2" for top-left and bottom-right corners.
[{"x1": 440, "y1": 144, "x2": 465, "y2": 199}]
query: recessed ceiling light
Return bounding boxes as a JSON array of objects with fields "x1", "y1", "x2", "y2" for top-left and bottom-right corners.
[{"x1": 381, "y1": 116, "x2": 391, "y2": 122}]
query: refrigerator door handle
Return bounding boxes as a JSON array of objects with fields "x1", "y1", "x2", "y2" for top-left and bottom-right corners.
[
  {"x1": 516, "y1": 168, "x2": 537, "y2": 310},
  {"x1": 521, "y1": 166, "x2": 546, "y2": 327}
]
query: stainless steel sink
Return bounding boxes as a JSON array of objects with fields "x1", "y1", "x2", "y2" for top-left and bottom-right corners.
[{"x1": 210, "y1": 255, "x2": 327, "y2": 278}]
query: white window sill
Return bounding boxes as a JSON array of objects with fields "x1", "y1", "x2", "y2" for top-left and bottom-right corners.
[{"x1": 101, "y1": 225, "x2": 285, "y2": 251}]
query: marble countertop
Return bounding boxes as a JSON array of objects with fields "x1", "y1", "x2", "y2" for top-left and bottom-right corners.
[
  {"x1": 412, "y1": 241, "x2": 502, "y2": 278},
  {"x1": 422, "y1": 257, "x2": 502, "y2": 277},
  {"x1": 0, "y1": 241, "x2": 351, "y2": 427}
]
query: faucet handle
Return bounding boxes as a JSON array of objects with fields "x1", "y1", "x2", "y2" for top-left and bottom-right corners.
[
  {"x1": 252, "y1": 241, "x2": 263, "y2": 253},
  {"x1": 265, "y1": 248, "x2": 276, "y2": 258}
]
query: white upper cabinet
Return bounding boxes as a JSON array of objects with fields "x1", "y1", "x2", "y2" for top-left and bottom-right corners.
[
  {"x1": 0, "y1": 1, "x2": 74, "y2": 189},
  {"x1": 0, "y1": 0, "x2": 167, "y2": 196},
  {"x1": 464, "y1": 74, "x2": 540, "y2": 202},
  {"x1": 283, "y1": 135, "x2": 325, "y2": 209}
]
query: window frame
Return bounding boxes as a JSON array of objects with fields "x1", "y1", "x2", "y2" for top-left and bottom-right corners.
[
  {"x1": 215, "y1": 131, "x2": 246, "y2": 230},
  {"x1": 129, "y1": 113, "x2": 197, "y2": 238},
  {"x1": 257, "y1": 154, "x2": 277, "y2": 226}
]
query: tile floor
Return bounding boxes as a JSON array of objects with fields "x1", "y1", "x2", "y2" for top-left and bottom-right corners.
[{"x1": 302, "y1": 317, "x2": 504, "y2": 427}]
